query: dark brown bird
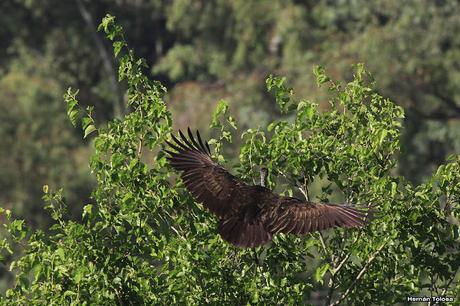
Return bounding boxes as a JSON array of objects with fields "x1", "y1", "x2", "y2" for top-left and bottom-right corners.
[{"x1": 165, "y1": 128, "x2": 373, "y2": 248}]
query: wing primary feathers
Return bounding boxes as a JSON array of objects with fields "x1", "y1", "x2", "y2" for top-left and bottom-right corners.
[
  {"x1": 187, "y1": 127, "x2": 201, "y2": 151},
  {"x1": 165, "y1": 129, "x2": 243, "y2": 220},
  {"x1": 164, "y1": 140, "x2": 182, "y2": 152},
  {"x1": 171, "y1": 133, "x2": 190, "y2": 151},
  {"x1": 266, "y1": 200, "x2": 374, "y2": 236},
  {"x1": 164, "y1": 150, "x2": 195, "y2": 161},
  {"x1": 179, "y1": 129, "x2": 196, "y2": 151},
  {"x1": 196, "y1": 129, "x2": 210, "y2": 155}
]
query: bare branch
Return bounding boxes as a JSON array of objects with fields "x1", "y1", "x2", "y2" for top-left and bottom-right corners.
[
  {"x1": 325, "y1": 230, "x2": 365, "y2": 305},
  {"x1": 317, "y1": 232, "x2": 329, "y2": 258},
  {"x1": 277, "y1": 169, "x2": 297, "y2": 187},
  {"x1": 432, "y1": 266, "x2": 460, "y2": 306},
  {"x1": 337, "y1": 231, "x2": 364, "y2": 269},
  {"x1": 298, "y1": 187, "x2": 309, "y2": 201},
  {"x1": 137, "y1": 137, "x2": 144, "y2": 157},
  {"x1": 329, "y1": 241, "x2": 387, "y2": 306}
]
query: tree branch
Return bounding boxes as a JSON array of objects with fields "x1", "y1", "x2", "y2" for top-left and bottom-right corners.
[
  {"x1": 432, "y1": 265, "x2": 460, "y2": 306},
  {"x1": 329, "y1": 241, "x2": 387, "y2": 306},
  {"x1": 75, "y1": 0, "x2": 125, "y2": 118},
  {"x1": 317, "y1": 232, "x2": 329, "y2": 259},
  {"x1": 137, "y1": 137, "x2": 144, "y2": 157},
  {"x1": 325, "y1": 231, "x2": 363, "y2": 305}
]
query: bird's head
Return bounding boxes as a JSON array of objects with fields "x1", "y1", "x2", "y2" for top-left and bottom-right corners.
[{"x1": 260, "y1": 167, "x2": 268, "y2": 187}]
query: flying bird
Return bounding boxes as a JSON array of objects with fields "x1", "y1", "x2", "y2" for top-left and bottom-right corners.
[{"x1": 165, "y1": 128, "x2": 373, "y2": 248}]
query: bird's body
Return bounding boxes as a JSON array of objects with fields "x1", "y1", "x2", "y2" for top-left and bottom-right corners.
[{"x1": 165, "y1": 128, "x2": 373, "y2": 248}]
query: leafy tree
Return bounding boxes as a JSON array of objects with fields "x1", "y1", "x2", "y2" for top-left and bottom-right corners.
[
  {"x1": 156, "y1": 0, "x2": 460, "y2": 183},
  {"x1": 0, "y1": 43, "x2": 95, "y2": 292},
  {"x1": 312, "y1": 0, "x2": 460, "y2": 183},
  {"x1": 3, "y1": 1, "x2": 460, "y2": 239},
  {"x1": 0, "y1": 16, "x2": 459, "y2": 305},
  {"x1": 0, "y1": 0, "x2": 171, "y2": 233}
]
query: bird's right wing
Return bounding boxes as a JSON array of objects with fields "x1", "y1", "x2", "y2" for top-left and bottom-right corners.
[
  {"x1": 264, "y1": 197, "x2": 373, "y2": 235},
  {"x1": 165, "y1": 128, "x2": 244, "y2": 217}
]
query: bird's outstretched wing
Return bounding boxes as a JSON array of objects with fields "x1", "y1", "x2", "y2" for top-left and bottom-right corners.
[
  {"x1": 164, "y1": 128, "x2": 243, "y2": 217},
  {"x1": 165, "y1": 128, "x2": 373, "y2": 248},
  {"x1": 264, "y1": 197, "x2": 372, "y2": 235}
]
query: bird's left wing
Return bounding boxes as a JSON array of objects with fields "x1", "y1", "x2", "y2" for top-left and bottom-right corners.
[
  {"x1": 264, "y1": 197, "x2": 373, "y2": 235},
  {"x1": 164, "y1": 128, "x2": 244, "y2": 217}
]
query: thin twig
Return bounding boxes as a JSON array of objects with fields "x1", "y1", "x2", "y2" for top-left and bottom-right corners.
[
  {"x1": 277, "y1": 169, "x2": 297, "y2": 187},
  {"x1": 329, "y1": 241, "x2": 387, "y2": 306},
  {"x1": 334, "y1": 231, "x2": 363, "y2": 272},
  {"x1": 303, "y1": 175, "x2": 311, "y2": 201},
  {"x1": 432, "y1": 266, "x2": 460, "y2": 306},
  {"x1": 298, "y1": 177, "x2": 331, "y2": 267},
  {"x1": 326, "y1": 235, "x2": 352, "y2": 305},
  {"x1": 441, "y1": 267, "x2": 459, "y2": 296},
  {"x1": 317, "y1": 232, "x2": 329, "y2": 259},
  {"x1": 170, "y1": 225, "x2": 186, "y2": 241},
  {"x1": 137, "y1": 137, "x2": 143, "y2": 157},
  {"x1": 298, "y1": 187, "x2": 309, "y2": 202},
  {"x1": 325, "y1": 231, "x2": 356, "y2": 306},
  {"x1": 333, "y1": 253, "x2": 352, "y2": 276}
]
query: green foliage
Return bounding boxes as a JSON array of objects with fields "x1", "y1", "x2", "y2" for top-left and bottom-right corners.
[
  {"x1": 1, "y1": 16, "x2": 459, "y2": 306},
  {"x1": 157, "y1": 0, "x2": 460, "y2": 182},
  {"x1": 312, "y1": 0, "x2": 460, "y2": 182},
  {"x1": 4, "y1": 2, "x2": 460, "y2": 243}
]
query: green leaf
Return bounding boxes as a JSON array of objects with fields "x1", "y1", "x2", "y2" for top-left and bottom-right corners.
[
  {"x1": 313, "y1": 65, "x2": 330, "y2": 86},
  {"x1": 378, "y1": 129, "x2": 388, "y2": 145},
  {"x1": 211, "y1": 100, "x2": 228, "y2": 127},
  {"x1": 83, "y1": 204, "x2": 93, "y2": 218},
  {"x1": 81, "y1": 117, "x2": 93, "y2": 130},
  {"x1": 83, "y1": 125, "x2": 97, "y2": 139},
  {"x1": 67, "y1": 110, "x2": 79, "y2": 127},
  {"x1": 391, "y1": 182, "x2": 397, "y2": 198},
  {"x1": 113, "y1": 41, "x2": 124, "y2": 57},
  {"x1": 74, "y1": 269, "x2": 84, "y2": 284},
  {"x1": 267, "y1": 122, "x2": 276, "y2": 132},
  {"x1": 56, "y1": 248, "x2": 65, "y2": 261},
  {"x1": 34, "y1": 264, "x2": 42, "y2": 281},
  {"x1": 314, "y1": 263, "x2": 330, "y2": 284}
]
